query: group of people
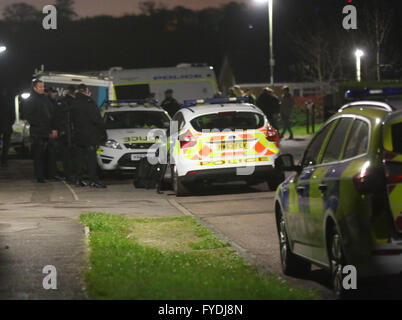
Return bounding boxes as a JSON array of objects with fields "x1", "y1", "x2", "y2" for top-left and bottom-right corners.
[
  {"x1": 23, "y1": 80, "x2": 107, "y2": 188},
  {"x1": 228, "y1": 85, "x2": 295, "y2": 140},
  {"x1": 146, "y1": 89, "x2": 181, "y2": 118}
]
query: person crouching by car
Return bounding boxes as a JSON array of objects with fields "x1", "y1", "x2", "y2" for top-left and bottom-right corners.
[{"x1": 71, "y1": 84, "x2": 107, "y2": 189}]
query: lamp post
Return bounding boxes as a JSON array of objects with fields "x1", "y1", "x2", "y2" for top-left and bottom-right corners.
[
  {"x1": 255, "y1": 0, "x2": 274, "y2": 85},
  {"x1": 355, "y1": 49, "x2": 364, "y2": 82},
  {"x1": 0, "y1": 46, "x2": 6, "y2": 54}
]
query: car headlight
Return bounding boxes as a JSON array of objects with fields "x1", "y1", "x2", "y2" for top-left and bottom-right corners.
[{"x1": 104, "y1": 139, "x2": 122, "y2": 150}]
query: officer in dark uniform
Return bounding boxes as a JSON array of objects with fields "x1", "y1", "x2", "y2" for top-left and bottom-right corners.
[
  {"x1": 71, "y1": 84, "x2": 107, "y2": 188},
  {"x1": 161, "y1": 89, "x2": 180, "y2": 117},
  {"x1": 45, "y1": 87, "x2": 59, "y2": 179},
  {"x1": 0, "y1": 89, "x2": 15, "y2": 167},
  {"x1": 54, "y1": 86, "x2": 76, "y2": 183},
  {"x1": 24, "y1": 80, "x2": 58, "y2": 183},
  {"x1": 256, "y1": 87, "x2": 281, "y2": 130}
]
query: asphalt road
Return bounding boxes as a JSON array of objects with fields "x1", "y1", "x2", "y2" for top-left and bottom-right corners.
[{"x1": 0, "y1": 136, "x2": 338, "y2": 300}]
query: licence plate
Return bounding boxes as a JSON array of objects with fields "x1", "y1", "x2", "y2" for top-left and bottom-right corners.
[
  {"x1": 216, "y1": 142, "x2": 248, "y2": 151},
  {"x1": 131, "y1": 154, "x2": 146, "y2": 161}
]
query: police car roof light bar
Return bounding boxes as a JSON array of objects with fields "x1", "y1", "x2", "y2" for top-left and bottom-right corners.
[
  {"x1": 181, "y1": 97, "x2": 250, "y2": 108},
  {"x1": 105, "y1": 99, "x2": 159, "y2": 105},
  {"x1": 345, "y1": 87, "x2": 402, "y2": 99}
]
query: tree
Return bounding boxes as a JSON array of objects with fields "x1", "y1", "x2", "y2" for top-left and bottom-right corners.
[
  {"x1": 55, "y1": 0, "x2": 77, "y2": 21},
  {"x1": 2, "y1": 2, "x2": 41, "y2": 22},
  {"x1": 290, "y1": 27, "x2": 347, "y2": 84},
  {"x1": 361, "y1": 1, "x2": 393, "y2": 81}
]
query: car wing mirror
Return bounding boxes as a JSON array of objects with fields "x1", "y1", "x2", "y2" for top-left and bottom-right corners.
[{"x1": 275, "y1": 154, "x2": 302, "y2": 174}]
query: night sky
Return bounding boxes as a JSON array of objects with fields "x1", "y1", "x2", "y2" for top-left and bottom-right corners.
[{"x1": 0, "y1": 0, "x2": 248, "y2": 17}]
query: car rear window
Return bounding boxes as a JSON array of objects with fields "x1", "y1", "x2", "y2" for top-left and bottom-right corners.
[
  {"x1": 190, "y1": 112, "x2": 264, "y2": 132},
  {"x1": 343, "y1": 120, "x2": 369, "y2": 159},
  {"x1": 321, "y1": 118, "x2": 354, "y2": 164},
  {"x1": 392, "y1": 122, "x2": 402, "y2": 153},
  {"x1": 104, "y1": 111, "x2": 170, "y2": 129}
]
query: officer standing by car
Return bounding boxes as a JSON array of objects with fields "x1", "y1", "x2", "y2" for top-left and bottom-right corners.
[
  {"x1": 279, "y1": 86, "x2": 294, "y2": 140},
  {"x1": 0, "y1": 89, "x2": 15, "y2": 167},
  {"x1": 256, "y1": 87, "x2": 280, "y2": 130},
  {"x1": 54, "y1": 86, "x2": 76, "y2": 183},
  {"x1": 45, "y1": 87, "x2": 59, "y2": 180},
  {"x1": 24, "y1": 80, "x2": 58, "y2": 183},
  {"x1": 71, "y1": 84, "x2": 107, "y2": 188},
  {"x1": 161, "y1": 89, "x2": 180, "y2": 117}
]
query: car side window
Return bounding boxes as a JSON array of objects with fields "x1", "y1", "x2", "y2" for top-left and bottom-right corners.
[
  {"x1": 302, "y1": 122, "x2": 333, "y2": 167},
  {"x1": 343, "y1": 119, "x2": 369, "y2": 159},
  {"x1": 321, "y1": 118, "x2": 354, "y2": 164}
]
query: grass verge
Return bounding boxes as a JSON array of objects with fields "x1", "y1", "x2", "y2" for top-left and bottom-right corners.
[{"x1": 80, "y1": 213, "x2": 318, "y2": 300}]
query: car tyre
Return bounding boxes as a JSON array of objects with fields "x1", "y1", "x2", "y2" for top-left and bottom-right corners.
[
  {"x1": 278, "y1": 209, "x2": 311, "y2": 277},
  {"x1": 329, "y1": 228, "x2": 348, "y2": 300},
  {"x1": 172, "y1": 165, "x2": 190, "y2": 197}
]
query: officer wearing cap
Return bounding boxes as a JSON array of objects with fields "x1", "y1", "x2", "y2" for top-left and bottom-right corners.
[
  {"x1": 71, "y1": 84, "x2": 107, "y2": 188},
  {"x1": 161, "y1": 89, "x2": 180, "y2": 117}
]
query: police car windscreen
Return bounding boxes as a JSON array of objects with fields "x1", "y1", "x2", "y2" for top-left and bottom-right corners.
[
  {"x1": 191, "y1": 112, "x2": 264, "y2": 132},
  {"x1": 104, "y1": 111, "x2": 170, "y2": 129}
]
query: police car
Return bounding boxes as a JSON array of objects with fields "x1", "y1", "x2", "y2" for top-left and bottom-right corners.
[
  {"x1": 97, "y1": 100, "x2": 170, "y2": 173},
  {"x1": 168, "y1": 97, "x2": 284, "y2": 196},
  {"x1": 274, "y1": 89, "x2": 402, "y2": 298}
]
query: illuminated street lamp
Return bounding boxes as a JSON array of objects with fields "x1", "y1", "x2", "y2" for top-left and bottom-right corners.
[
  {"x1": 355, "y1": 49, "x2": 364, "y2": 82},
  {"x1": 255, "y1": 0, "x2": 274, "y2": 85},
  {"x1": 0, "y1": 46, "x2": 6, "y2": 53}
]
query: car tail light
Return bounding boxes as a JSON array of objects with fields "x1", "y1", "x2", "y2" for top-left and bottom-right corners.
[
  {"x1": 372, "y1": 249, "x2": 402, "y2": 256},
  {"x1": 266, "y1": 126, "x2": 279, "y2": 142},
  {"x1": 353, "y1": 162, "x2": 386, "y2": 193},
  {"x1": 186, "y1": 171, "x2": 197, "y2": 176},
  {"x1": 396, "y1": 216, "x2": 402, "y2": 233},
  {"x1": 179, "y1": 130, "x2": 197, "y2": 149}
]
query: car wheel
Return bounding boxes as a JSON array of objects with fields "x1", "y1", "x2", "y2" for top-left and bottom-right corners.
[
  {"x1": 329, "y1": 228, "x2": 347, "y2": 300},
  {"x1": 267, "y1": 169, "x2": 285, "y2": 191},
  {"x1": 278, "y1": 209, "x2": 311, "y2": 276},
  {"x1": 172, "y1": 165, "x2": 190, "y2": 197}
]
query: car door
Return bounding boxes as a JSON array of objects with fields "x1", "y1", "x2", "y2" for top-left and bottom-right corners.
[
  {"x1": 289, "y1": 122, "x2": 335, "y2": 257},
  {"x1": 305, "y1": 117, "x2": 355, "y2": 262}
]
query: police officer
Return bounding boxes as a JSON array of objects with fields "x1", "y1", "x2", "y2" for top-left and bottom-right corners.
[
  {"x1": 161, "y1": 89, "x2": 180, "y2": 117},
  {"x1": 54, "y1": 86, "x2": 76, "y2": 183},
  {"x1": 0, "y1": 89, "x2": 15, "y2": 167},
  {"x1": 45, "y1": 87, "x2": 59, "y2": 180},
  {"x1": 24, "y1": 80, "x2": 58, "y2": 183},
  {"x1": 71, "y1": 84, "x2": 107, "y2": 188},
  {"x1": 256, "y1": 87, "x2": 281, "y2": 130}
]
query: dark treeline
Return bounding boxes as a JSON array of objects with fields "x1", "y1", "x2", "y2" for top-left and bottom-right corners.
[{"x1": 0, "y1": 0, "x2": 401, "y2": 96}]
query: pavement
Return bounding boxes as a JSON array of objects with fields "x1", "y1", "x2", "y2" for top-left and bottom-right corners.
[
  {"x1": 0, "y1": 158, "x2": 184, "y2": 300},
  {"x1": 0, "y1": 136, "x2": 326, "y2": 300}
]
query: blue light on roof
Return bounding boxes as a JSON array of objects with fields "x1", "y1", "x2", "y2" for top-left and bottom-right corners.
[{"x1": 345, "y1": 87, "x2": 402, "y2": 99}]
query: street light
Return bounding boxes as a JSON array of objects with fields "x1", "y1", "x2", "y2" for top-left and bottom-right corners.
[
  {"x1": 0, "y1": 46, "x2": 6, "y2": 53},
  {"x1": 255, "y1": 0, "x2": 274, "y2": 85},
  {"x1": 355, "y1": 49, "x2": 364, "y2": 82}
]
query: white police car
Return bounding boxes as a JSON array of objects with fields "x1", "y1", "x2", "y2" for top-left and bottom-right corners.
[
  {"x1": 168, "y1": 97, "x2": 284, "y2": 196},
  {"x1": 97, "y1": 100, "x2": 171, "y2": 173}
]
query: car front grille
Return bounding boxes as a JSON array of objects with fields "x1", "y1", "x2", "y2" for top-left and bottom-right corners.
[
  {"x1": 124, "y1": 143, "x2": 153, "y2": 150},
  {"x1": 118, "y1": 153, "x2": 147, "y2": 167}
]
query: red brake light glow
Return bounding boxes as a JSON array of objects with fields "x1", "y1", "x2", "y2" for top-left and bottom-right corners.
[{"x1": 179, "y1": 130, "x2": 197, "y2": 149}]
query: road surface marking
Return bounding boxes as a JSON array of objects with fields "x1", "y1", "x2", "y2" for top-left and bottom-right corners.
[{"x1": 63, "y1": 181, "x2": 79, "y2": 201}]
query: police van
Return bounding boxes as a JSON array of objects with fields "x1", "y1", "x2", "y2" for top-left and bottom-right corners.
[
  {"x1": 12, "y1": 72, "x2": 113, "y2": 156},
  {"x1": 91, "y1": 64, "x2": 218, "y2": 103}
]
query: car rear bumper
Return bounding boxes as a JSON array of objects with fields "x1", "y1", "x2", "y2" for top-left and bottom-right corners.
[{"x1": 179, "y1": 165, "x2": 275, "y2": 184}]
